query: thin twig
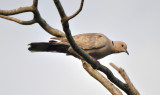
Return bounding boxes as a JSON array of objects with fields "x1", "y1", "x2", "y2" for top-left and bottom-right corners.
[
  {"x1": 0, "y1": 15, "x2": 36, "y2": 25},
  {"x1": 0, "y1": 6, "x2": 33, "y2": 16},
  {"x1": 62, "y1": 0, "x2": 84, "y2": 23},
  {"x1": 33, "y1": 0, "x2": 38, "y2": 7},
  {"x1": 110, "y1": 63, "x2": 140, "y2": 95}
]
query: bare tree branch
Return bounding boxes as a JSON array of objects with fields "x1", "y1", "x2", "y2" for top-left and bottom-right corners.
[
  {"x1": 0, "y1": 6, "x2": 33, "y2": 16},
  {"x1": 97, "y1": 62, "x2": 136, "y2": 95},
  {"x1": 0, "y1": 15, "x2": 36, "y2": 25},
  {"x1": 0, "y1": 0, "x2": 140, "y2": 95},
  {"x1": 33, "y1": 0, "x2": 38, "y2": 7},
  {"x1": 32, "y1": 6, "x2": 65, "y2": 37},
  {"x1": 0, "y1": 0, "x2": 65, "y2": 37},
  {"x1": 110, "y1": 63, "x2": 140, "y2": 95},
  {"x1": 82, "y1": 60, "x2": 123, "y2": 95},
  {"x1": 62, "y1": 0, "x2": 84, "y2": 23},
  {"x1": 53, "y1": 0, "x2": 136, "y2": 95},
  {"x1": 54, "y1": 0, "x2": 99, "y2": 69}
]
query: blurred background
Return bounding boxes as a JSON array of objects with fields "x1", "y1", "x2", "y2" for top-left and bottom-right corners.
[{"x1": 0, "y1": 0, "x2": 160, "y2": 95}]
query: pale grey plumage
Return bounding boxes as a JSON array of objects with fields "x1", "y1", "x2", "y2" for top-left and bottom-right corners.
[{"x1": 28, "y1": 33, "x2": 128, "y2": 60}]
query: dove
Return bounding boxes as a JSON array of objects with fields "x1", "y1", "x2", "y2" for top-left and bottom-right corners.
[{"x1": 28, "y1": 33, "x2": 128, "y2": 60}]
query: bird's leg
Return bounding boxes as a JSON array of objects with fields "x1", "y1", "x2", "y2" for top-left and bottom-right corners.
[{"x1": 90, "y1": 56, "x2": 98, "y2": 62}]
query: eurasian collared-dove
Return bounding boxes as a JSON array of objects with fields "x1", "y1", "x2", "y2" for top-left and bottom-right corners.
[{"x1": 28, "y1": 33, "x2": 128, "y2": 60}]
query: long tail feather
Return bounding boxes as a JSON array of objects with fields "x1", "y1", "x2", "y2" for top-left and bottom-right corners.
[{"x1": 28, "y1": 42, "x2": 69, "y2": 53}]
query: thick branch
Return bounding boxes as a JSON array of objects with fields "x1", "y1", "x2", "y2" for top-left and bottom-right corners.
[
  {"x1": 110, "y1": 63, "x2": 140, "y2": 95},
  {"x1": 54, "y1": 0, "x2": 136, "y2": 95},
  {"x1": 54, "y1": 0, "x2": 99, "y2": 69},
  {"x1": 0, "y1": 0, "x2": 139, "y2": 95},
  {"x1": 82, "y1": 60, "x2": 123, "y2": 95}
]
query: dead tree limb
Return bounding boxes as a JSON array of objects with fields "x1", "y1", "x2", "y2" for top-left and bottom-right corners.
[
  {"x1": 110, "y1": 63, "x2": 140, "y2": 95},
  {"x1": 53, "y1": 0, "x2": 137, "y2": 95},
  {"x1": 54, "y1": 0, "x2": 99, "y2": 69},
  {"x1": 61, "y1": 0, "x2": 84, "y2": 23},
  {"x1": 0, "y1": 0, "x2": 139, "y2": 95},
  {"x1": 0, "y1": 15, "x2": 36, "y2": 25},
  {"x1": 0, "y1": 0, "x2": 65, "y2": 37},
  {"x1": 82, "y1": 60, "x2": 123, "y2": 95}
]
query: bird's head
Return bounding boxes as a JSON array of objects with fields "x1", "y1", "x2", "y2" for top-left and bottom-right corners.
[{"x1": 112, "y1": 41, "x2": 129, "y2": 55}]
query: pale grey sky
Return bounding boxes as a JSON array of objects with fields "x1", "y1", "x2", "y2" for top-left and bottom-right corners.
[{"x1": 0, "y1": 0, "x2": 160, "y2": 95}]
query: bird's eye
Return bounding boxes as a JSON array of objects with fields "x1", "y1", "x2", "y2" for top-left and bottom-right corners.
[
  {"x1": 122, "y1": 45, "x2": 124, "y2": 47},
  {"x1": 112, "y1": 41, "x2": 114, "y2": 45}
]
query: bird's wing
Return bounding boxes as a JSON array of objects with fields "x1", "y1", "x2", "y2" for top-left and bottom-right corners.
[{"x1": 51, "y1": 33, "x2": 109, "y2": 50}]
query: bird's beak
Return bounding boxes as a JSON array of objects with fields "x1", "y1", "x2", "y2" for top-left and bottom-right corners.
[{"x1": 125, "y1": 50, "x2": 129, "y2": 55}]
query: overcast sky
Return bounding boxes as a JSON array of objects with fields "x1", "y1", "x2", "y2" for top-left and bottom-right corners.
[{"x1": 0, "y1": 0, "x2": 160, "y2": 95}]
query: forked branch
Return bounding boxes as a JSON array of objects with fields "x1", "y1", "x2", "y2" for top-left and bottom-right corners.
[
  {"x1": 61, "y1": 0, "x2": 84, "y2": 23},
  {"x1": 110, "y1": 63, "x2": 140, "y2": 95},
  {"x1": 0, "y1": 15, "x2": 36, "y2": 25},
  {"x1": 53, "y1": 0, "x2": 136, "y2": 95},
  {"x1": 54, "y1": 0, "x2": 99, "y2": 69},
  {"x1": 0, "y1": 0, "x2": 65, "y2": 37},
  {"x1": 0, "y1": 0, "x2": 139, "y2": 95},
  {"x1": 82, "y1": 60, "x2": 123, "y2": 95}
]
